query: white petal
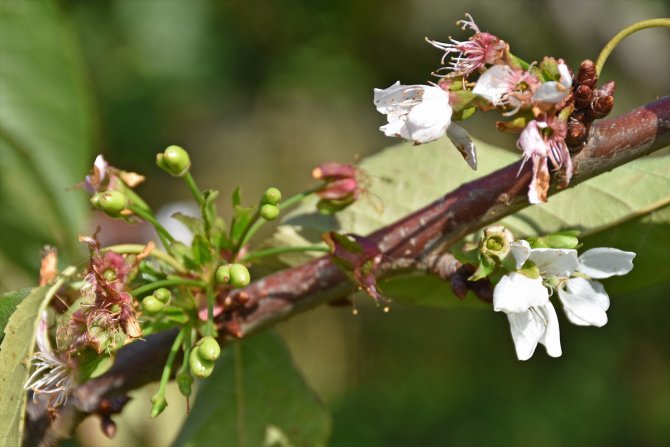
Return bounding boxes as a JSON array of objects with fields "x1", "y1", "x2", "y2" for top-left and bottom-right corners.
[
  {"x1": 506, "y1": 310, "x2": 541, "y2": 360},
  {"x1": 472, "y1": 65, "x2": 513, "y2": 106},
  {"x1": 538, "y1": 302, "x2": 562, "y2": 357},
  {"x1": 517, "y1": 121, "x2": 547, "y2": 159},
  {"x1": 373, "y1": 81, "x2": 414, "y2": 113},
  {"x1": 446, "y1": 123, "x2": 477, "y2": 170},
  {"x1": 532, "y1": 63, "x2": 572, "y2": 104},
  {"x1": 510, "y1": 240, "x2": 531, "y2": 269},
  {"x1": 558, "y1": 277, "x2": 610, "y2": 327},
  {"x1": 577, "y1": 248, "x2": 636, "y2": 279},
  {"x1": 380, "y1": 117, "x2": 409, "y2": 139},
  {"x1": 528, "y1": 248, "x2": 579, "y2": 277},
  {"x1": 493, "y1": 272, "x2": 549, "y2": 313},
  {"x1": 404, "y1": 86, "x2": 452, "y2": 143}
]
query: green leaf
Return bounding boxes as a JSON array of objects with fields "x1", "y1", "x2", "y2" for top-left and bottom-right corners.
[
  {"x1": 171, "y1": 212, "x2": 204, "y2": 237},
  {"x1": 0, "y1": 0, "x2": 92, "y2": 281},
  {"x1": 191, "y1": 234, "x2": 213, "y2": 267},
  {"x1": 269, "y1": 139, "x2": 670, "y2": 307},
  {"x1": 0, "y1": 286, "x2": 49, "y2": 447},
  {"x1": 0, "y1": 288, "x2": 32, "y2": 344},
  {"x1": 174, "y1": 331, "x2": 331, "y2": 447}
]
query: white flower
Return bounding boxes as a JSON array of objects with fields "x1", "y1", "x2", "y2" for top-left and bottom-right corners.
[
  {"x1": 493, "y1": 272, "x2": 562, "y2": 360},
  {"x1": 472, "y1": 65, "x2": 540, "y2": 115},
  {"x1": 533, "y1": 62, "x2": 572, "y2": 104},
  {"x1": 374, "y1": 82, "x2": 453, "y2": 144},
  {"x1": 494, "y1": 242, "x2": 635, "y2": 360},
  {"x1": 374, "y1": 82, "x2": 478, "y2": 169},
  {"x1": 557, "y1": 248, "x2": 635, "y2": 327}
]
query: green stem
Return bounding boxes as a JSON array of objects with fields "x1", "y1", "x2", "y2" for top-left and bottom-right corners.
[
  {"x1": 103, "y1": 244, "x2": 186, "y2": 273},
  {"x1": 235, "y1": 185, "x2": 324, "y2": 257},
  {"x1": 131, "y1": 278, "x2": 207, "y2": 298},
  {"x1": 152, "y1": 327, "x2": 185, "y2": 417},
  {"x1": 232, "y1": 210, "x2": 261, "y2": 257},
  {"x1": 595, "y1": 18, "x2": 670, "y2": 76},
  {"x1": 242, "y1": 245, "x2": 330, "y2": 263},
  {"x1": 205, "y1": 284, "x2": 216, "y2": 337},
  {"x1": 183, "y1": 172, "x2": 206, "y2": 206},
  {"x1": 129, "y1": 204, "x2": 175, "y2": 247},
  {"x1": 122, "y1": 185, "x2": 151, "y2": 212}
]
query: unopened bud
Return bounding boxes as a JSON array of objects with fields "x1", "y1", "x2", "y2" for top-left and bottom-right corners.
[
  {"x1": 215, "y1": 265, "x2": 230, "y2": 284},
  {"x1": 189, "y1": 348, "x2": 214, "y2": 378},
  {"x1": 91, "y1": 191, "x2": 128, "y2": 217},
  {"x1": 150, "y1": 394, "x2": 168, "y2": 418},
  {"x1": 229, "y1": 264, "x2": 250, "y2": 288},
  {"x1": 177, "y1": 372, "x2": 193, "y2": 397},
  {"x1": 565, "y1": 120, "x2": 587, "y2": 149},
  {"x1": 153, "y1": 288, "x2": 171, "y2": 304},
  {"x1": 576, "y1": 59, "x2": 598, "y2": 88},
  {"x1": 259, "y1": 204, "x2": 279, "y2": 221},
  {"x1": 157, "y1": 145, "x2": 191, "y2": 177},
  {"x1": 197, "y1": 336, "x2": 221, "y2": 361},
  {"x1": 573, "y1": 85, "x2": 593, "y2": 109},
  {"x1": 261, "y1": 187, "x2": 282, "y2": 205},
  {"x1": 142, "y1": 296, "x2": 164, "y2": 314},
  {"x1": 588, "y1": 95, "x2": 614, "y2": 120}
]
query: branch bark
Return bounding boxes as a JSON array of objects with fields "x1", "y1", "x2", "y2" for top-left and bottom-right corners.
[{"x1": 25, "y1": 95, "x2": 670, "y2": 446}]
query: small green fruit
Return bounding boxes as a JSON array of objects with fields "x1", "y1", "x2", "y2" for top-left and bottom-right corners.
[
  {"x1": 92, "y1": 191, "x2": 128, "y2": 217},
  {"x1": 262, "y1": 187, "x2": 282, "y2": 205},
  {"x1": 229, "y1": 264, "x2": 251, "y2": 288},
  {"x1": 260, "y1": 204, "x2": 279, "y2": 221},
  {"x1": 157, "y1": 145, "x2": 191, "y2": 176},
  {"x1": 142, "y1": 296, "x2": 164, "y2": 314},
  {"x1": 189, "y1": 348, "x2": 214, "y2": 378},
  {"x1": 197, "y1": 336, "x2": 221, "y2": 361},
  {"x1": 153, "y1": 288, "x2": 171, "y2": 304},
  {"x1": 215, "y1": 265, "x2": 230, "y2": 284}
]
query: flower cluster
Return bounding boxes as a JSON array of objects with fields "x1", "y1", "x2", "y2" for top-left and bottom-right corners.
[
  {"x1": 467, "y1": 227, "x2": 636, "y2": 361},
  {"x1": 373, "y1": 14, "x2": 616, "y2": 204}
]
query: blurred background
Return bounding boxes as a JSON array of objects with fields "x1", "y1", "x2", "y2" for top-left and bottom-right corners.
[{"x1": 2, "y1": 0, "x2": 669, "y2": 445}]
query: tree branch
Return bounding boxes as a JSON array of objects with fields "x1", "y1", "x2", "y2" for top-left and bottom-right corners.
[{"x1": 24, "y1": 96, "x2": 670, "y2": 446}]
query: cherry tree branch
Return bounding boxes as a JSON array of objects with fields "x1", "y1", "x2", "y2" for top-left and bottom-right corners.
[{"x1": 24, "y1": 96, "x2": 670, "y2": 446}]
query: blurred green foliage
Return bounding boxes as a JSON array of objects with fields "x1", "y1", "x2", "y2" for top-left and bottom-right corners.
[{"x1": 2, "y1": 0, "x2": 669, "y2": 446}]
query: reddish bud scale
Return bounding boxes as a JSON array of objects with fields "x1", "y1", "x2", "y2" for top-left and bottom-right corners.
[
  {"x1": 576, "y1": 59, "x2": 598, "y2": 89},
  {"x1": 574, "y1": 85, "x2": 593, "y2": 109}
]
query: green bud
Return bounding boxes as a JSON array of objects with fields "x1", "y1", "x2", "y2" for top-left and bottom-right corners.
[
  {"x1": 157, "y1": 145, "x2": 191, "y2": 177},
  {"x1": 150, "y1": 393, "x2": 168, "y2": 418},
  {"x1": 142, "y1": 296, "x2": 164, "y2": 314},
  {"x1": 259, "y1": 204, "x2": 280, "y2": 221},
  {"x1": 92, "y1": 191, "x2": 128, "y2": 217},
  {"x1": 215, "y1": 265, "x2": 230, "y2": 284},
  {"x1": 544, "y1": 234, "x2": 580, "y2": 249},
  {"x1": 189, "y1": 348, "x2": 214, "y2": 378},
  {"x1": 262, "y1": 187, "x2": 282, "y2": 205},
  {"x1": 229, "y1": 264, "x2": 251, "y2": 288},
  {"x1": 153, "y1": 288, "x2": 171, "y2": 304},
  {"x1": 197, "y1": 336, "x2": 221, "y2": 362},
  {"x1": 176, "y1": 372, "x2": 194, "y2": 397}
]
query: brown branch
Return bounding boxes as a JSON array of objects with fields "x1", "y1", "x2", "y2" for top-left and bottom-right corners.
[{"x1": 24, "y1": 96, "x2": 670, "y2": 446}]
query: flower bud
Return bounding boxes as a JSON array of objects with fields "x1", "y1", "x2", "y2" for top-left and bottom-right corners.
[
  {"x1": 91, "y1": 190, "x2": 128, "y2": 217},
  {"x1": 177, "y1": 372, "x2": 193, "y2": 397},
  {"x1": 197, "y1": 336, "x2": 221, "y2": 361},
  {"x1": 576, "y1": 59, "x2": 598, "y2": 89},
  {"x1": 150, "y1": 393, "x2": 168, "y2": 418},
  {"x1": 259, "y1": 204, "x2": 279, "y2": 221},
  {"x1": 215, "y1": 265, "x2": 230, "y2": 284},
  {"x1": 261, "y1": 187, "x2": 282, "y2": 205},
  {"x1": 142, "y1": 296, "x2": 164, "y2": 314},
  {"x1": 153, "y1": 288, "x2": 171, "y2": 304},
  {"x1": 189, "y1": 348, "x2": 214, "y2": 378},
  {"x1": 229, "y1": 264, "x2": 251, "y2": 288},
  {"x1": 574, "y1": 85, "x2": 593, "y2": 109},
  {"x1": 157, "y1": 145, "x2": 191, "y2": 177}
]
